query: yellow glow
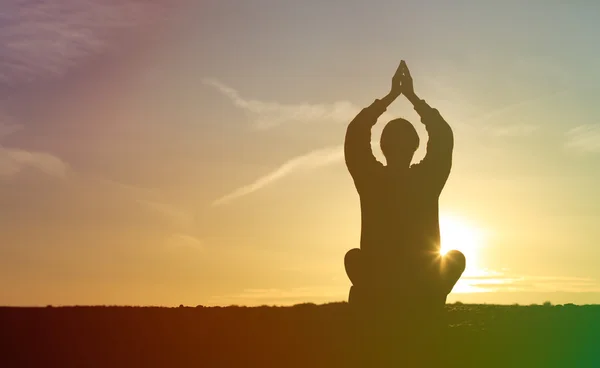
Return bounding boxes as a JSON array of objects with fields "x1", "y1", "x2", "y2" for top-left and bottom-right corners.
[{"x1": 439, "y1": 214, "x2": 483, "y2": 271}]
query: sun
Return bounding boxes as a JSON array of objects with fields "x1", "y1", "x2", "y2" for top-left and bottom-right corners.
[{"x1": 439, "y1": 214, "x2": 483, "y2": 269}]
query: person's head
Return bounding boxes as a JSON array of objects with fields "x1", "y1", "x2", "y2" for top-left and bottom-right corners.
[{"x1": 380, "y1": 118, "x2": 419, "y2": 166}]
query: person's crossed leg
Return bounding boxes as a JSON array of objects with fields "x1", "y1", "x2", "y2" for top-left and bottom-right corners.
[
  {"x1": 440, "y1": 249, "x2": 466, "y2": 296},
  {"x1": 345, "y1": 247, "x2": 466, "y2": 308}
]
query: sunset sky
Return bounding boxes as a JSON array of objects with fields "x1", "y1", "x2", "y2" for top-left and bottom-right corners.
[{"x1": 1, "y1": 1, "x2": 599, "y2": 306}]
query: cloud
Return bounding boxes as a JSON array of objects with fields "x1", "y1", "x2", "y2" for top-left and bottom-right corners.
[
  {"x1": 467, "y1": 88, "x2": 572, "y2": 137},
  {"x1": 94, "y1": 176, "x2": 195, "y2": 227},
  {"x1": 0, "y1": 0, "x2": 175, "y2": 88},
  {"x1": 0, "y1": 147, "x2": 69, "y2": 177},
  {"x1": 204, "y1": 79, "x2": 399, "y2": 129},
  {"x1": 461, "y1": 271, "x2": 600, "y2": 293},
  {"x1": 206, "y1": 269, "x2": 600, "y2": 306},
  {"x1": 213, "y1": 145, "x2": 344, "y2": 206},
  {"x1": 136, "y1": 199, "x2": 194, "y2": 228},
  {"x1": 0, "y1": 115, "x2": 23, "y2": 139},
  {"x1": 77, "y1": 176, "x2": 202, "y2": 250},
  {"x1": 484, "y1": 124, "x2": 539, "y2": 137},
  {"x1": 0, "y1": 111, "x2": 68, "y2": 178},
  {"x1": 208, "y1": 81, "x2": 567, "y2": 205},
  {"x1": 208, "y1": 274, "x2": 600, "y2": 306},
  {"x1": 0, "y1": 0, "x2": 177, "y2": 179},
  {"x1": 116, "y1": 186, "x2": 199, "y2": 246},
  {"x1": 565, "y1": 124, "x2": 600, "y2": 154},
  {"x1": 203, "y1": 80, "x2": 394, "y2": 205},
  {"x1": 207, "y1": 286, "x2": 346, "y2": 306},
  {"x1": 166, "y1": 233, "x2": 203, "y2": 250}
]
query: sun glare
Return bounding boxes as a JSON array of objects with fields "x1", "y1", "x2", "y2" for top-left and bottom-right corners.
[{"x1": 439, "y1": 215, "x2": 483, "y2": 270}]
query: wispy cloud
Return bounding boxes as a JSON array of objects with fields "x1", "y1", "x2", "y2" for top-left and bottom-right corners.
[
  {"x1": 0, "y1": 115, "x2": 23, "y2": 138},
  {"x1": 137, "y1": 199, "x2": 194, "y2": 228},
  {"x1": 207, "y1": 273, "x2": 600, "y2": 306},
  {"x1": 208, "y1": 82, "x2": 569, "y2": 205},
  {"x1": 0, "y1": 0, "x2": 174, "y2": 88},
  {"x1": 207, "y1": 286, "x2": 346, "y2": 306},
  {"x1": 204, "y1": 79, "x2": 394, "y2": 205},
  {"x1": 166, "y1": 233, "x2": 203, "y2": 250},
  {"x1": 458, "y1": 270, "x2": 600, "y2": 293},
  {"x1": 204, "y1": 79, "x2": 399, "y2": 129},
  {"x1": 0, "y1": 147, "x2": 68, "y2": 178},
  {"x1": 485, "y1": 124, "x2": 539, "y2": 137},
  {"x1": 565, "y1": 124, "x2": 600, "y2": 154},
  {"x1": 467, "y1": 88, "x2": 573, "y2": 137},
  {"x1": 1, "y1": 0, "x2": 189, "y2": 232},
  {"x1": 213, "y1": 145, "x2": 344, "y2": 206},
  {"x1": 95, "y1": 177, "x2": 194, "y2": 226},
  {"x1": 0, "y1": 0, "x2": 176, "y2": 178},
  {"x1": 91, "y1": 177, "x2": 202, "y2": 249},
  {"x1": 0, "y1": 114, "x2": 68, "y2": 178}
]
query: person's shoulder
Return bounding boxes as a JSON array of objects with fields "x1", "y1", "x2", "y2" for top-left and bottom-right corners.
[{"x1": 352, "y1": 160, "x2": 385, "y2": 180}]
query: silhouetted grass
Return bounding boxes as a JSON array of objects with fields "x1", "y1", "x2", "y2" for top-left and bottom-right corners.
[{"x1": 1, "y1": 302, "x2": 598, "y2": 367}]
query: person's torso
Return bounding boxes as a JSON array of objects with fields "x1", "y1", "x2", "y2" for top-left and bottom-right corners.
[{"x1": 357, "y1": 165, "x2": 441, "y2": 262}]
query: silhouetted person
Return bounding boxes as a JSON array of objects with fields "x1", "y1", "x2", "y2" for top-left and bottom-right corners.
[{"x1": 344, "y1": 61, "x2": 466, "y2": 314}]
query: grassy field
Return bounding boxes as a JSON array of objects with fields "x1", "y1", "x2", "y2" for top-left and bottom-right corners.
[{"x1": 2, "y1": 302, "x2": 599, "y2": 367}]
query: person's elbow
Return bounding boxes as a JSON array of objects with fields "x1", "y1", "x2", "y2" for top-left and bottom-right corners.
[
  {"x1": 344, "y1": 125, "x2": 356, "y2": 154},
  {"x1": 344, "y1": 130, "x2": 358, "y2": 167},
  {"x1": 429, "y1": 124, "x2": 454, "y2": 152},
  {"x1": 446, "y1": 126, "x2": 454, "y2": 150},
  {"x1": 437, "y1": 117, "x2": 454, "y2": 150},
  {"x1": 345, "y1": 119, "x2": 369, "y2": 148}
]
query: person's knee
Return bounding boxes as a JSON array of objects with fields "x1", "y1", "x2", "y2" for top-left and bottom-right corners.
[
  {"x1": 444, "y1": 250, "x2": 466, "y2": 274},
  {"x1": 345, "y1": 248, "x2": 362, "y2": 285},
  {"x1": 439, "y1": 250, "x2": 466, "y2": 296},
  {"x1": 345, "y1": 248, "x2": 361, "y2": 271}
]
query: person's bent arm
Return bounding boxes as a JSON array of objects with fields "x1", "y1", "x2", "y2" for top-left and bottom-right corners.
[
  {"x1": 398, "y1": 60, "x2": 453, "y2": 192},
  {"x1": 408, "y1": 92, "x2": 454, "y2": 191},
  {"x1": 344, "y1": 92, "x2": 397, "y2": 179}
]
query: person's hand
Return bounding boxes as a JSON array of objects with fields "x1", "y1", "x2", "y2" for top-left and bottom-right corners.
[
  {"x1": 399, "y1": 60, "x2": 415, "y2": 99},
  {"x1": 390, "y1": 61, "x2": 404, "y2": 97}
]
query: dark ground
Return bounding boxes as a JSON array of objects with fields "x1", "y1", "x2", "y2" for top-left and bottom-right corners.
[{"x1": 1, "y1": 302, "x2": 599, "y2": 367}]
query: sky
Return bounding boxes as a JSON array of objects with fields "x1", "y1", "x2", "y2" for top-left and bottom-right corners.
[{"x1": 1, "y1": 0, "x2": 599, "y2": 306}]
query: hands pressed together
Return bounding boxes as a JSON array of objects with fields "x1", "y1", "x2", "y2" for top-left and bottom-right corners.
[
  {"x1": 380, "y1": 60, "x2": 420, "y2": 108},
  {"x1": 391, "y1": 60, "x2": 414, "y2": 98}
]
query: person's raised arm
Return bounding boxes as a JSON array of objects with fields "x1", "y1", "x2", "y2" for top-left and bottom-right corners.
[
  {"x1": 400, "y1": 61, "x2": 454, "y2": 192},
  {"x1": 344, "y1": 62, "x2": 403, "y2": 180}
]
